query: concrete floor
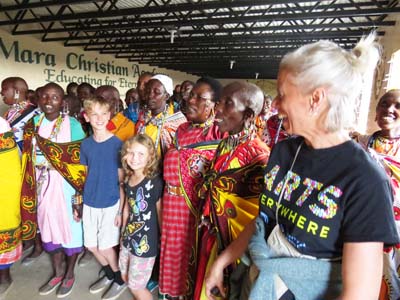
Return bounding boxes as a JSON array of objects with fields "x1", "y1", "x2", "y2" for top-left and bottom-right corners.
[{"x1": 3, "y1": 252, "x2": 159, "y2": 300}]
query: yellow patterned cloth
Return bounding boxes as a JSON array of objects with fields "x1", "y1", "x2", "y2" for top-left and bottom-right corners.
[
  {"x1": 136, "y1": 105, "x2": 187, "y2": 157},
  {"x1": 194, "y1": 134, "x2": 270, "y2": 300},
  {"x1": 0, "y1": 130, "x2": 22, "y2": 257}
]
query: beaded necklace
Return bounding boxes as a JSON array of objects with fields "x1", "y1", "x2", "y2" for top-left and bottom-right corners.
[
  {"x1": 191, "y1": 115, "x2": 214, "y2": 135},
  {"x1": 217, "y1": 127, "x2": 254, "y2": 171},
  {"x1": 139, "y1": 106, "x2": 168, "y2": 151},
  {"x1": 5, "y1": 101, "x2": 30, "y2": 124},
  {"x1": 369, "y1": 133, "x2": 400, "y2": 157},
  {"x1": 33, "y1": 114, "x2": 64, "y2": 165}
]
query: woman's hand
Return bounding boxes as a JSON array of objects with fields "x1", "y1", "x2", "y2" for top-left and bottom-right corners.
[
  {"x1": 205, "y1": 258, "x2": 226, "y2": 300},
  {"x1": 72, "y1": 203, "x2": 83, "y2": 222}
]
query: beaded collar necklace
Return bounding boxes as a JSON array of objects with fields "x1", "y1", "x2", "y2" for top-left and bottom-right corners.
[
  {"x1": 139, "y1": 105, "x2": 168, "y2": 151},
  {"x1": 369, "y1": 133, "x2": 400, "y2": 156},
  {"x1": 32, "y1": 114, "x2": 63, "y2": 165},
  {"x1": 35, "y1": 114, "x2": 64, "y2": 141},
  {"x1": 6, "y1": 101, "x2": 30, "y2": 124},
  {"x1": 191, "y1": 115, "x2": 214, "y2": 135},
  {"x1": 218, "y1": 127, "x2": 255, "y2": 171}
]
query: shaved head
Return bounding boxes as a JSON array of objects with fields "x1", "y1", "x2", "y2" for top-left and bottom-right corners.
[{"x1": 223, "y1": 81, "x2": 264, "y2": 116}]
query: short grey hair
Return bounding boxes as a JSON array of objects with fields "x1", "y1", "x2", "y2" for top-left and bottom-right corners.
[{"x1": 280, "y1": 33, "x2": 380, "y2": 132}]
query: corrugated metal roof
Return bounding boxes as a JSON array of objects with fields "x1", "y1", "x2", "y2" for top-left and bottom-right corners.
[{"x1": 0, "y1": 0, "x2": 398, "y2": 78}]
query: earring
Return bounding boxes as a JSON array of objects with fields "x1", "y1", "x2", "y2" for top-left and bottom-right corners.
[
  {"x1": 210, "y1": 106, "x2": 215, "y2": 117},
  {"x1": 63, "y1": 102, "x2": 70, "y2": 116},
  {"x1": 244, "y1": 118, "x2": 255, "y2": 130},
  {"x1": 14, "y1": 90, "x2": 20, "y2": 100}
]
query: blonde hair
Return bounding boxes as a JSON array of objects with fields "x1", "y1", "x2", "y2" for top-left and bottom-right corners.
[
  {"x1": 83, "y1": 96, "x2": 111, "y2": 113},
  {"x1": 121, "y1": 134, "x2": 159, "y2": 180},
  {"x1": 280, "y1": 32, "x2": 380, "y2": 132}
]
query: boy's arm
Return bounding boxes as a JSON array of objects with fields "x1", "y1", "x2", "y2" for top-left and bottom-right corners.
[{"x1": 114, "y1": 168, "x2": 125, "y2": 227}]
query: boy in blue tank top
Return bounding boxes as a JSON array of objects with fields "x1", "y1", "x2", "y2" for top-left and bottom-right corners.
[{"x1": 80, "y1": 96, "x2": 127, "y2": 300}]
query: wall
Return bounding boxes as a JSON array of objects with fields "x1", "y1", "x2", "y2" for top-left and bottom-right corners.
[
  {"x1": 367, "y1": 15, "x2": 400, "y2": 133},
  {"x1": 218, "y1": 78, "x2": 277, "y2": 98},
  {"x1": 0, "y1": 28, "x2": 197, "y2": 115}
]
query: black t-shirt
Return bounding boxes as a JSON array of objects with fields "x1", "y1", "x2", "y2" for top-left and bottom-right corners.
[
  {"x1": 259, "y1": 137, "x2": 399, "y2": 259},
  {"x1": 122, "y1": 175, "x2": 164, "y2": 258}
]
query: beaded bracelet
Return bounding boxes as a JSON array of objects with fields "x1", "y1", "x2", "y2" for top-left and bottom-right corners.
[{"x1": 71, "y1": 193, "x2": 83, "y2": 205}]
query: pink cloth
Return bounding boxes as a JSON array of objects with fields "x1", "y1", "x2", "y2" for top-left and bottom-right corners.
[{"x1": 36, "y1": 117, "x2": 73, "y2": 245}]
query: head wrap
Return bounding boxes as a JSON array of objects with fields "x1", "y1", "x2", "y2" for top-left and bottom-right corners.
[{"x1": 151, "y1": 74, "x2": 173, "y2": 96}]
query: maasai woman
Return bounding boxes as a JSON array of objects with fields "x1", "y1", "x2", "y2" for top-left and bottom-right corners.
[
  {"x1": 136, "y1": 74, "x2": 186, "y2": 158},
  {"x1": 159, "y1": 77, "x2": 225, "y2": 299},
  {"x1": 0, "y1": 117, "x2": 22, "y2": 298},
  {"x1": 20, "y1": 83, "x2": 86, "y2": 298},
  {"x1": 194, "y1": 81, "x2": 270, "y2": 300},
  {"x1": 357, "y1": 89, "x2": 400, "y2": 300},
  {"x1": 1, "y1": 77, "x2": 40, "y2": 151}
]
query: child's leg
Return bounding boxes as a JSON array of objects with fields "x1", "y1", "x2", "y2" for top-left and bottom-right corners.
[
  {"x1": 99, "y1": 247, "x2": 119, "y2": 271},
  {"x1": 83, "y1": 204, "x2": 114, "y2": 274},
  {"x1": 64, "y1": 253, "x2": 79, "y2": 280},
  {"x1": 118, "y1": 245, "x2": 129, "y2": 283},
  {"x1": 51, "y1": 250, "x2": 65, "y2": 278},
  {"x1": 131, "y1": 288, "x2": 153, "y2": 300},
  {"x1": 88, "y1": 246, "x2": 118, "y2": 282},
  {"x1": 38, "y1": 246, "x2": 65, "y2": 295},
  {"x1": 126, "y1": 255, "x2": 156, "y2": 300},
  {"x1": 88, "y1": 246, "x2": 109, "y2": 266},
  {"x1": 96, "y1": 203, "x2": 123, "y2": 281}
]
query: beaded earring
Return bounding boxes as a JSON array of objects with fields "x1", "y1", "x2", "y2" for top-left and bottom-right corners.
[{"x1": 14, "y1": 90, "x2": 20, "y2": 102}]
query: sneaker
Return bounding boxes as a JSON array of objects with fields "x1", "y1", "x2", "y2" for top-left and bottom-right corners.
[
  {"x1": 78, "y1": 250, "x2": 93, "y2": 267},
  {"x1": 89, "y1": 276, "x2": 113, "y2": 294},
  {"x1": 56, "y1": 277, "x2": 75, "y2": 298},
  {"x1": 146, "y1": 280, "x2": 158, "y2": 292},
  {"x1": 39, "y1": 276, "x2": 63, "y2": 295},
  {"x1": 101, "y1": 282, "x2": 127, "y2": 300},
  {"x1": 0, "y1": 281, "x2": 13, "y2": 298}
]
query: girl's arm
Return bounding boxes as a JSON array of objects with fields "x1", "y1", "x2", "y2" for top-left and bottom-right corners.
[
  {"x1": 156, "y1": 197, "x2": 162, "y2": 231},
  {"x1": 339, "y1": 242, "x2": 383, "y2": 300},
  {"x1": 205, "y1": 218, "x2": 256, "y2": 300},
  {"x1": 121, "y1": 195, "x2": 130, "y2": 233},
  {"x1": 115, "y1": 168, "x2": 125, "y2": 227}
]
